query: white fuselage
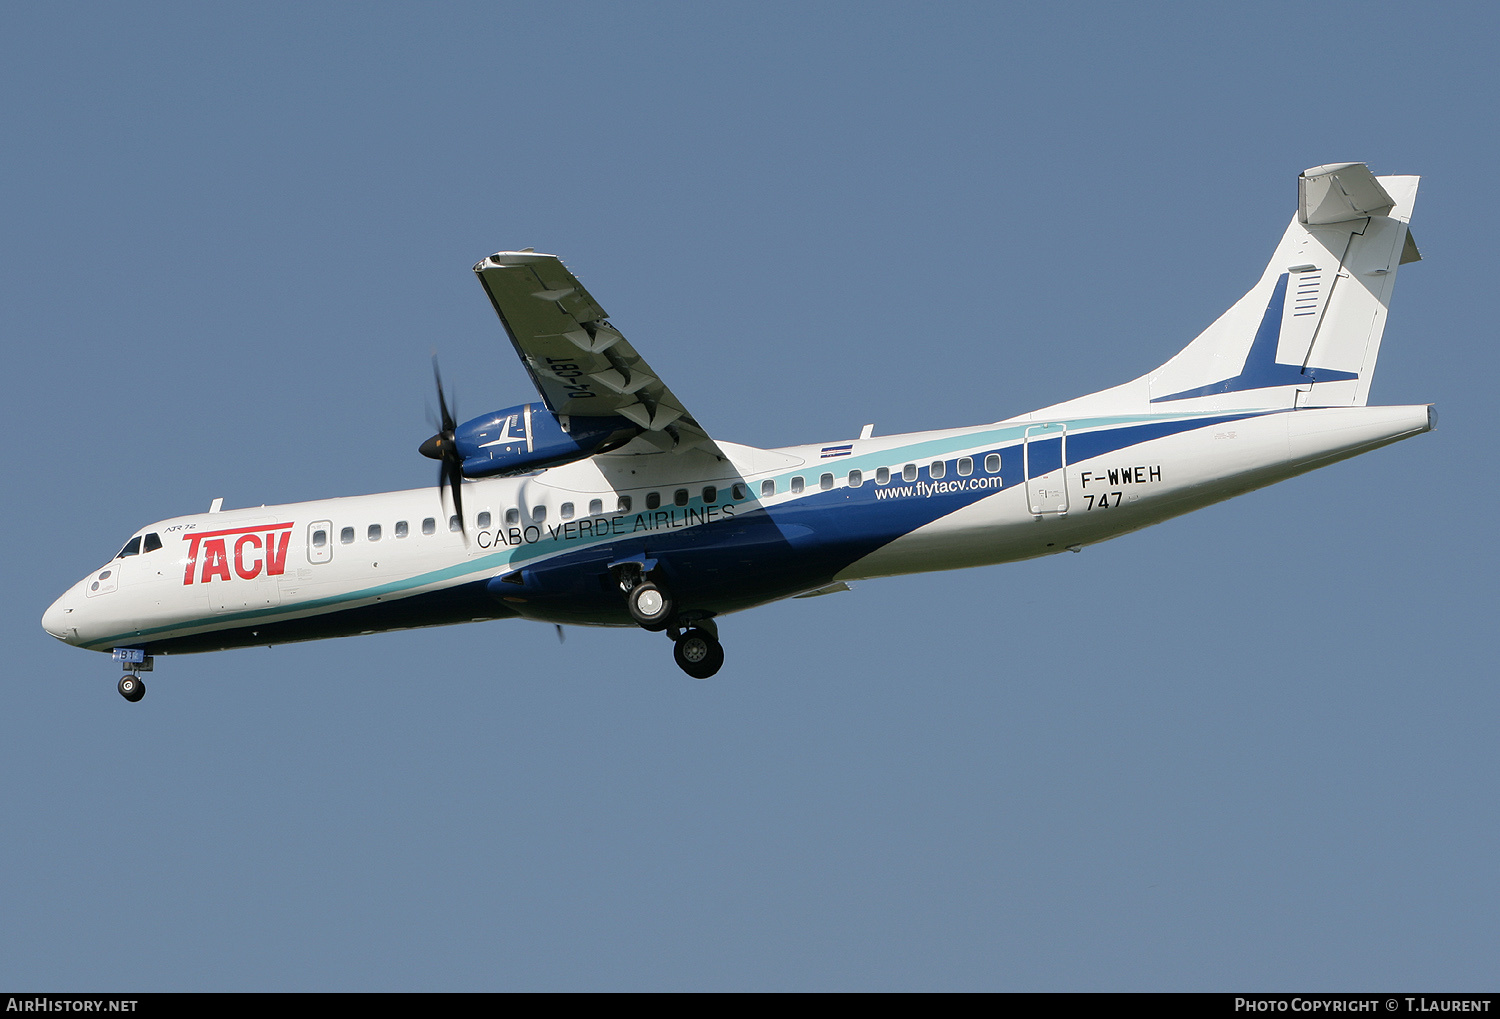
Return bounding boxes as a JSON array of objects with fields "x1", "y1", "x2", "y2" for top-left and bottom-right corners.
[{"x1": 42, "y1": 403, "x2": 1432, "y2": 657}]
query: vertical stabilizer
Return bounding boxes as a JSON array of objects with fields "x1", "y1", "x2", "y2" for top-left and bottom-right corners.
[{"x1": 1028, "y1": 164, "x2": 1419, "y2": 419}]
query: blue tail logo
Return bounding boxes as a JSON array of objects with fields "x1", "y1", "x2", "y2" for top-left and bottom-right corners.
[{"x1": 1151, "y1": 274, "x2": 1357, "y2": 403}]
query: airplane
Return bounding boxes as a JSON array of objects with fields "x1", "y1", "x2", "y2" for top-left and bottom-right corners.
[{"x1": 43, "y1": 162, "x2": 1432, "y2": 701}]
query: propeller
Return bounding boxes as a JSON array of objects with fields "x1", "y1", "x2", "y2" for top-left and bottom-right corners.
[{"x1": 419, "y1": 356, "x2": 467, "y2": 541}]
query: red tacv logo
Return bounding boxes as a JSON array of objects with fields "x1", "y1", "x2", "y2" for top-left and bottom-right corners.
[{"x1": 182, "y1": 523, "x2": 294, "y2": 585}]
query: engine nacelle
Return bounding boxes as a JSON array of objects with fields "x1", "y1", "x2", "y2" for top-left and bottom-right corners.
[{"x1": 453, "y1": 403, "x2": 638, "y2": 477}]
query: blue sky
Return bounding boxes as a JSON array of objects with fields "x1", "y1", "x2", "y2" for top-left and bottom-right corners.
[{"x1": 4, "y1": 3, "x2": 1496, "y2": 991}]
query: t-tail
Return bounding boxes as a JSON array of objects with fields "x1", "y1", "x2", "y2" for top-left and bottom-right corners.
[{"x1": 1036, "y1": 163, "x2": 1422, "y2": 418}]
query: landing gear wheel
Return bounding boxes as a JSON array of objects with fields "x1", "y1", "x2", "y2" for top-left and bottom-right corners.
[
  {"x1": 628, "y1": 582, "x2": 674, "y2": 632},
  {"x1": 118, "y1": 674, "x2": 145, "y2": 703},
  {"x1": 673, "y1": 628, "x2": 724, "y2": 679}
]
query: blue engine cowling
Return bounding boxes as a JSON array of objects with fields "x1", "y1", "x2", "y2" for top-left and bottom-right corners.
[{"x1": 453, "y1": 403, "x2": 638, "y2": 477}]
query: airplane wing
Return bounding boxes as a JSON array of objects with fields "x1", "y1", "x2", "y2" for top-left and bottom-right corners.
[{"x1": 473, "y1": 251, "x2": 724, "y2": 458}]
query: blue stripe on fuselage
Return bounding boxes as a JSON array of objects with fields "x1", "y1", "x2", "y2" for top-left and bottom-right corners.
[
  {"x1": 505, "y1": 410, "x2": 1272, "y2": 615},
  {"x1": 113, "y1": 410, "x2": 1275, "y2": 651},
  {"x1": 761, "y1": 410, "x2": 1266, "y2": 560}
]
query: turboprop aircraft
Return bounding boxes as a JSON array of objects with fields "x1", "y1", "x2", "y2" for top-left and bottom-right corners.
[{"x1": 43, "y1": 163, "x2": 1433, "y2": 700}]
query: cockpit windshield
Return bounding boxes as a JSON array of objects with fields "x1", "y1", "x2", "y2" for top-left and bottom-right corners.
[{"x1": 115, "y1": 533, "x2": 162, "y2": 559}]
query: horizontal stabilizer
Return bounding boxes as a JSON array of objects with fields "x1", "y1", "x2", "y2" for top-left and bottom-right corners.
[{"x1": 1299, "y1": 163, "x2": 1395, "y2": 225}]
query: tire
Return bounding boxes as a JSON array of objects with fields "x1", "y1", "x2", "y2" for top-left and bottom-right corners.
[
  {"x1": 673, "y1": 629, "x2": 724, "y2": 679},
  {"x1": 627, "y1": 582, "x2": 673, "y2": 631},
  {"x1": 118, "y1": 675, "x2": 145, "y2": 703}
]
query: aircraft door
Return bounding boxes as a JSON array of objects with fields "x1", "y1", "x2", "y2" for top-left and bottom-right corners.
[
  {"x1": 308, "y1": 520, "x2": 333, "y2": 564},
  {"x1": 1024, "y1": 423, "x2": 1069, "y2": 515}
]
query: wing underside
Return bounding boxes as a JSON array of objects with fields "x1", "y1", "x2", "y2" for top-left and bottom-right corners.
[{"x1": 473, "y1": 251, "x2": 723, "y2": 458}]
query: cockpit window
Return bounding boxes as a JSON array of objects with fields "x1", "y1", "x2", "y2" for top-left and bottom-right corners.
[
  {"x1": 143, "y1": 533, "x2": 162, "y2": 553},
  {"x1": 116, "y1": 537, "x2": 142, "y2": 558}
]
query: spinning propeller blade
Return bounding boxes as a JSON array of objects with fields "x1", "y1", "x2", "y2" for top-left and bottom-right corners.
[{"x1": 419, "y1": 357, "x2": 467, "y2": 542}]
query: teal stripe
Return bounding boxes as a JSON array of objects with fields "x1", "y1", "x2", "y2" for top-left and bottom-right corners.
[{"x1": 84, "y1": 409, "x2": 1256, "y2": 651}]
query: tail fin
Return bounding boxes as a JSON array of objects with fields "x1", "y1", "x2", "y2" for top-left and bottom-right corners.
[{"x1": 1034, "y1": 164, "x2": 1420, "y2": 418}]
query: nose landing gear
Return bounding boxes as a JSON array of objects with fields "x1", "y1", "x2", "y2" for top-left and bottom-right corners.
[{"x1": 111, "y1": 648, "x2": 151, "y2": 703}]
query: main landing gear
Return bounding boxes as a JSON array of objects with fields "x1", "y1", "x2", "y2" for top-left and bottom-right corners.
[
  {"x1": 118, "y1": 674, "x2": 146, "y2": 702},
  {"x1": 627, "y1": 581, "x2": 674, "y2": 631},
  {"x1": 616, "y1": 568, "x2": 724, "y2": 679},
  {"x1": 671, "y1": 623, "x2": 724, "y2": 680}
]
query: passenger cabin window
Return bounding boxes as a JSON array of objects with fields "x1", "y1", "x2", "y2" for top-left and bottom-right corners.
[
  {"x1": 532, "y1": 505, "x2": 546, "y2": 522},
  {"x1": 368, "y1": 524, "x2": 381, "y2": 542},
  {"x1": 674, "y1": 489, "x2": 689, "y2": 507},
  {"x1": 930, "y1": 460, "x2": 946, "y2": 479},
  {"x1": 448, "y1": 515, "x2": 461, "y2": 533},
  {"x1": 985, "y1": 453, "x2": 1001, "y2": 473},
  {"x1": 422, "y1": 517, "x2": 436, "y2": 535},
  {"x1": 395, "y1": 520, "x2": 408, "y2": 538},
  {"x1": 617, "y1": 495, "x2": 632, "y2": 512},
  {"x1": 791, "y1": 476, "x2": 804, "y2": 494},
  {"x1": 902, "y1": 464, "x2": 917, "y2": 482},
  {"x1": 505, "y1": 508, "x2": 519, "y2": 525},
  {"x1": 477, "y1": 511, "x2": 491, "y2": 530},
  {"x1": 341, "y1": 527, "x2": 355, "y2": 544},
  {"x1": 312, "y1": 528, "x2": 328, "y2": 548},
  {"x1": 702, "y1": 486, "x2": 717, "y2": 504},
  {"x1": 820, "y1": 473, "x2": 834, "y2": 491},
  {"x1": 761, "y1": 480, "x2": 775, "y2": 497},
  {"x1": 876, "y1": 467, "x2": 890, "y2": 485},
  {"x1": 116, "y1": 537, "x2": 142, "y2": 559},
  {"x1": 732, "y1": 484, "x2": 747, "y2": 500},
  {"x1": 589, "y1": 498, "x2": 603, "y2": 516},
  {"x1": 849, "y1": 470, "x2": 863, "y2": 487},
  {"x1": 561, "y1": 502, "x2": 574, "y2": 520},
  {"x1": 957, "y1": 457, "x2": 973, "y2": 476},
  {"x1": 646, "y1": 492, "x2": 661, "y2": 510}
]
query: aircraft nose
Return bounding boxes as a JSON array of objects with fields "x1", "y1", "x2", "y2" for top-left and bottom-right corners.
[{"x1": 42, "y1": 592, "x2": 78, "y2": 642}]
